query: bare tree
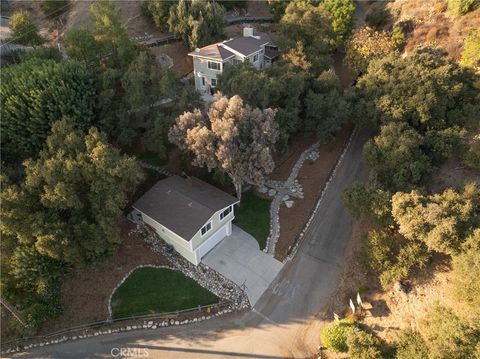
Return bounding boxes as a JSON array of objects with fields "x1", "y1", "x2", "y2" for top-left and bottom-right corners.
[{"x1": 169, "y1": 94, "x2": 279, "y2": 201}]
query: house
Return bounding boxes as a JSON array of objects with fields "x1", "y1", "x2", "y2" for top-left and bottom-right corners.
[
  {"x1": 189, "y1": 27, "x2": 279, "y2": 94},
  {"x1": 133, "y1": 176, "x2": 239, "y2": 265}
]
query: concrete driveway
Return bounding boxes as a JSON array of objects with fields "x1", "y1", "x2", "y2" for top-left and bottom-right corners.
[{"x1": 202, "y1": 225, "x2": 283, "y2": 307}]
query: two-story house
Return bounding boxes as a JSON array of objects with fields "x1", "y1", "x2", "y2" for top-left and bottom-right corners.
[{"x1": 189, "y1": 27, "x2": 278, "y2": 94}]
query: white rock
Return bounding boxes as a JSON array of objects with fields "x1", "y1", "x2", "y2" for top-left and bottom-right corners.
[
  {"x1": 285, "y1": 200, "x2": 294, "y2": 208},
  {"x1": 152, "y1": 325, "x2": 157, "y2": 329},
  {"x1": 268, "y1": 189, "x2": 276, "y2": 196},
  {"x1": 175, "y1": 321, "x2": 180, "y2": 325},
  {"x1": 282, "y1": 195, "x2": 290, "y2": 201},
  {"x1": 257, "y1": 185, "x2": 268, "y2": 193},
  {"x1": 148, "y1": 321, "x2": 153, "y2": 327},
  {"x1": 126, "y1": 326, "x2": 132, "y2": 331}
]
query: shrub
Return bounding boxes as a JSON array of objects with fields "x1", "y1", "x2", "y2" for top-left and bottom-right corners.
[
  {"x1": 9, "y1": 10, "x2": 43, "y2": 47},
  {"x1": 395, "y1": 329, "x2": 429, "y2": 359},
  {"x1": 41, "y1": 0, "x2": 68, "y2": 20},
  {"x1": 392, "y1": 25, "x2": 406, "y2": 47},
  {"x1": 346, "y1": 330, "x2": 383, "y2": 359},
  {"x1": 465, "y1": 138, "x2": 480, "y2": 169},
  {"x1": 365, "y1": 4, "x2": 391, "y2": 29},
  {"x1": 460, "y1": 29, "x2": 480, "y2": 72},
  {"x1": 321, "y1": 319, "x2": 358, "y2": 353},
  {"x1": 448, "y1": 0, "x2": 479, "y2": 15}
]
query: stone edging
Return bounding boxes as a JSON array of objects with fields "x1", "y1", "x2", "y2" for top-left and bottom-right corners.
[
  {"x1": 107, "y1": 264, "x2": 172, "y2": 319},
  {"x1": 284, "y1": 128, "x2": 358, "y2": 263},
  {"x1": 264, "y1": 143, "x2": 320, "y2": 254}
]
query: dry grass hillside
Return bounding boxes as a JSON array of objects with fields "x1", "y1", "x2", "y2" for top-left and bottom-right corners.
[{"x1": 385, "y1": 0, "x2": 480, "y2": 59}]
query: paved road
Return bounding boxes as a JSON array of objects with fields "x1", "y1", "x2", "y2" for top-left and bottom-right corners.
[{"x1": 15, "y1": 128, "x2": 370, "y2": 359}]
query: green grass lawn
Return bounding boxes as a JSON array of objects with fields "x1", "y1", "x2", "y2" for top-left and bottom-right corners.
[
  {"x1": 139, "y1": 152, "x2": 167, "y2": 167},
  {"x1": 111, "y1": 267, "x2": 218, "y2": 319},
  {"x1": 233, "y1": 191, "x2": 271, "y2": 250}
]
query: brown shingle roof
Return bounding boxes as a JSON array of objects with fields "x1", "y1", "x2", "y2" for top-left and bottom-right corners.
[
  {"x1": 133, "y1": 176, "x2": 239, "y2": 241},
  {"x1": 188, "y1": 43, "x2": 235, "y2": 60}
]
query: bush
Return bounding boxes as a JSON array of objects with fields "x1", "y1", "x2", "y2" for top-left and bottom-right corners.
[
  {"x1": 41, "y1": 0, "x2": 68, "y2": 20},
  {"x1": 460, "y1": 29, "x2": 480, "y2": 72},
  {"x1": 346, "y1": 330, "x2": 383, "y2": 359},
  {"x1": 448, "y1": 0, "x2": 479, "y2": 15},
  {"x1": 392, "y1": 25, "x2": 406, "y2": 47},
  {"x1": 321, "y1": 319, "x2": 358, "y2": 353},
  {"x1": 20, "y1": 46, "x2": 62, "y2": 62},
  {"x1": 365, "y1": 4, "x2": 391, "y2": 29},
  {"x1": 465, "y1": 138, "x2": 480, "y2": 169},
  {"x1": 395, "y1": 329, "x2": 429, "y2": 359}
]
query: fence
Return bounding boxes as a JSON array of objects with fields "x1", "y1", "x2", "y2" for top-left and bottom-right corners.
[{"x1": 1, "y1": 301, "x2": 232, "y2": 351}]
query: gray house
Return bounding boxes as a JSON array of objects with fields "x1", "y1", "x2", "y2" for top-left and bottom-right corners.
[
  {"x1": 133, "y1": 176, "x2": 239, "y2": 265},
  {"x1": 189, "y1": 27, "x2": 278, "y2": 94}
]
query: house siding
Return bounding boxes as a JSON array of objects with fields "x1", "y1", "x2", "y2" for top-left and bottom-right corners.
[
  {"x1": 192, "y1": 57, "x2": 224, "y2": 92},
  {"x1": 190, "y1": 206, "x2": 235, "y2": 250}
]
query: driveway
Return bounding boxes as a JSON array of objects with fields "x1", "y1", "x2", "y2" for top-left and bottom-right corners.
[{"x1": 202, "y1": 225, "x2": 283, "y2": 307}]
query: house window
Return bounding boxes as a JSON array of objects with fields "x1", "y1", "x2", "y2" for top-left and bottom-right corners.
[
  {"x1": 201, "y1": 222, "x2": 212, "y2": 236},
  {"x1": 208, "y1": 61, "x2": 221, "y2": 70},
  {"x1": 201, "y1": 77, "x2": 206, "y2": 87},
  {"x1": 233, "y1": 59, "x2": 242, "y2": 65},
  {"x1": 253, "y1": 53, "x2": 259, "y2": 62},
  {"x1": 211, "y1": 78, "x2": 217, "y2": 87},
  {"x1": 220, "y1": 206, "x2": 232, "y2": 220}
]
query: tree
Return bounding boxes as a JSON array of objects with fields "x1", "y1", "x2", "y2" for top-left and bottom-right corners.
[
  {"x1": 279, "y1": 2, "x2": 336, "y2": 64},
  {"x1": 169, "y1": 94, "x2": 279, "y2": 200},
  {"x1": 419, "y1": 306, "x2": 480, "y2": 359},
  {"x1": 465, "y1": 136, "x2": 480, "y2": 169},
  {"x1": 320, "y1": 0, "x2": 356, "y2": 46},
  {"x1": 320, "y1": 319, "x2": 357, "y2": 353},
  {"x1": 391, "y1": 183, "x2": 480, "y2": 254},
  {"x1": 267, "y1": 0, "x2": 290, "y2": 21},
  {"x1": 9, "y1": 10, "x2": 43, "y2": 47},
  {"x1": 141, "y1": 0, "x2": 178, "y2": 30},
  {"x1": 460, "y1": 29, "x2": 480, "y2": 73},
  {"x1": 392, "y1": 25, "x2": 406, "y2": 48},
  {"x1": 363, "y1": 122, "x2": 433, "y2": 191},
  {"x1": 448, "y1": 229, "x2": 480, "y2": 318},
  {"x1": 304, "y1": 70, "x2": 350, "y2": 143},
  {"x1": 63, "y1": 28, "x2": 100, "y2": 64},
  {"x1": 20, "y1": 46, "x2": 63, "y2": 62},
  {"x1": 0, "y1": 58, "x2": 96, "y2": 158},
  {"x1": 448, "y1": 0, "x2": 479, "y2": 15},
  {"x1": 344, "y1": 27, "x2": 396, "y2": 77},
  {"x1": 353, "y1": 51, "x2": 480, "y2": 131},
  {"x1": 41, "y1": 0, "x2": 68, "y2": 20},
  {"x1": 168, "y1": 0, "x2": 225, "y2": 49},
  {"x1": 346, "y1": 330, "x2": 382, "y2": 359},
  {"x1": 0, "y1": 119, "x2": 143, "y2": 266}
]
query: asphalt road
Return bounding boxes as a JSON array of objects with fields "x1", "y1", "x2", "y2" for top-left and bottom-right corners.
[{"x1": 14, "y1": 128, "x2": 370, "y2": 359}]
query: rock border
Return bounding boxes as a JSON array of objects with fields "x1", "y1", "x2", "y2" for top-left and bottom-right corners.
[{"x1": 284, "y1": 128, "x2": 358, "y2": 263}]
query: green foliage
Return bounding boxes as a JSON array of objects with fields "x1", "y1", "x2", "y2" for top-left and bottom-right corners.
[
  {"x1": 0, "y1": 119, "x2": 143, "y2": 267},
  {"x1": 9, "y1": 10, "x2": 43, "y2": 46},
  {"x1": 20, "y1": 46, "x2": 62, "y2": 62},
  {"x1": 448, "y1": 0, "x2": 479, "y2": 15},
  {"x1": 168, "y1": 0, "x2": 226, "y2": 49},
  {"x1": 363, "y1": 122, "x2": 433, "y2": 191},
  {"x1": 217, "y1": 1, "x2": 248, "y2": 10},
  {"x1": 395, "y1": 329, "x2": 429, "y2": 359},
  {"x1": 449, "y1": 229, "x2": 480, "y2": 319},
  {"x1": 465, "y1": 137, "x2": 480, "y2": 169},
  {"x1": 346, "y1": 330, "x2": 383, "y2": 359},
  {"x1": 321, "y1": 319, "x2": 358, "y2": 353},
  {"x1": 63, "y1": 28, "x2": 100, "y2": 64},
  {"x1": 0, "y1": 58, "x2": 96, "y2": 158},
  {"x1": 420, "y1": 306, "x2": 480, "y2": 359},
  {"x1": 460, "y1": 29, "x2": 480, "y2": 73},
  {"x1": 41, "y1": 0, "x2": 68, "y2": 20},
  {"x1": 141, "y1": 0, "x2": 178, "y2": 30},
  {"x1": 391, "y1": 183, "x2": 480, "y2": 254},
  {"x1": 392, "y1": 25, "x2": 406, "y2": 47},
  {"x1": 354, "y1": 51, "x2": 480, "y2": 132},
  {"x1": 267, "y1": 0, "x2": 290, "y2": 21},
  {"x1": 341, "y1": 182, "x2": 392, "y2": 223},
  {"x1": 320, "y1": 0, "x2": 356, "y2": 46}
]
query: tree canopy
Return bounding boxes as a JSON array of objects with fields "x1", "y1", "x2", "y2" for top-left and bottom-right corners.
[
  {"x1": 0, "y1": 58, "x2": 96, "y2": 158},
  {"x1": 460, "y1": 29, "x2": 480, "y2": 73},
  {"x1": 169, "y1": 94, "x2": 279, "y2": 200},
  {"x1": 9, "y1": 10, "x2": 43, "y2": 47},
  {"x1": 0, "y1": 119, "x2": 143, "y2": 267}
]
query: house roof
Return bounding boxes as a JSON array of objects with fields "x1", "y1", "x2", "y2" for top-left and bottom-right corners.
[
  {"x1": 188, "y1": 30, "x2": 277, "y2": 60},
  {"x1": 133, "y1": 176, "x2": 239, "y2": 241}
]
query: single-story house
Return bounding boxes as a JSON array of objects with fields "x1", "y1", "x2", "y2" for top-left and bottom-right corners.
[
  {"x1": 133, "y1": 176, "x2": 239, "y2": 265},
  {"x1": 189, "y1": 27, "x2": 279, "y2": 94}
]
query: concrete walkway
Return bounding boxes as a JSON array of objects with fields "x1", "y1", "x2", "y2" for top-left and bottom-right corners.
[{"x1": 202, "y1": 226, "x2": 283, "y2": 307}]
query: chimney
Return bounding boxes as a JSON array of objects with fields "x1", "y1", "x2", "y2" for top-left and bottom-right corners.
[{"x1": 243, "y1": 27, "x2": 254, "y2": 38}]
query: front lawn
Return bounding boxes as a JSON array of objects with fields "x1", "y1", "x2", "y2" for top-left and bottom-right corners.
[
  {"x1": 110, "y1": 267, "x2": 218, "y2": 319},
  {"x1": 233, "y1": 191, "x2": 271, "y2": 250}
]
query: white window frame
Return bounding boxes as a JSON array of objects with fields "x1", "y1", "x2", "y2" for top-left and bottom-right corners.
[
  {"x1": 211, "y1": 78, "x2": 217, "y2": 88},
  {"x1": 208, "y1": 61, "x2": 221, "y2": 71},
  {"x1": 201, "y1": 221, "x2": 212, "y2": 236},
  {"x1": 201, "y1": 76, "x2": 206, "y2": 88},
  {"x1": 220, "y1": 206, "x2": 232, "y2": 220},
  {"x1": 253, "y1": 53, "x2": 259, "y2": 62}
]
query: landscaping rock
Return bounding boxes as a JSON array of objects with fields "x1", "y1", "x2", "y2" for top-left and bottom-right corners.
[
  {"x1": 257, "y1": 185, "x2": 268, "y2": 193},
  {"x1": 268, "y1": 189, "x2": 276, "y2": 196},
  {"x1": 285, "y1": 200, "x2": 294, "y2": 208}
]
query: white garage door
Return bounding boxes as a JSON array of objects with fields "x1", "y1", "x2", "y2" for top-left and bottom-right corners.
[{"x1": 196, "y1": 221, "x2": 229, "y2": 260}]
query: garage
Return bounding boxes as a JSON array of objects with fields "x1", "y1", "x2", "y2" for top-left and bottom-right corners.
[{"x1": 196, "y1": 221, "x2": 231, "y2": 260}]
